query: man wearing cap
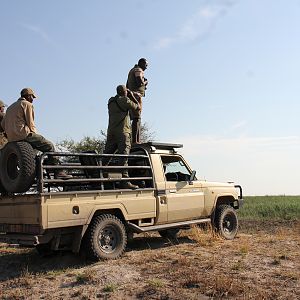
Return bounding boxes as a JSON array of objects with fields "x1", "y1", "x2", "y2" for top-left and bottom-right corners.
[
  {"x1": 126, "y1": 58, "x2": 149, "y2": 144},
  {"x1": 104, "y1": 85, "x2": 141, "y2": 189},
  {"x1": 0, "y1": 99, "x2": 8, "y2": 148},
  {"x1": 1, "y1": 88, "x2": 71, "y2": 179}
]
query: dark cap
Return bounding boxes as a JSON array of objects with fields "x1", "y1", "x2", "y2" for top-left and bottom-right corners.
[
  {"x1": 116, "y1": 85, "x2": 126, "y2": 96},
  {"x1": 138, "y1": 58, "x2": 148, "y2": 70},
  {"x1": 20, "y1": 88, "x2": 37, "y2": 98},
  {"x1": 138, "y1": 58, "x2": 147, "y2": 64}
]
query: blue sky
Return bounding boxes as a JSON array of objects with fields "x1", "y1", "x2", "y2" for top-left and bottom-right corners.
[{"x1": 1, "y1": 0, "x2": 300, "y2": 195}]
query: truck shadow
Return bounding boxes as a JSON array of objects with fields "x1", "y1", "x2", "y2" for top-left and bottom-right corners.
[
  {"x1": 127, "y1": 235, "x2": 195, "y2": 251},
  {"x1": 0, "y1": 235, "x2": 195, "y2": 281},
  {"x1": 0, "y1": 248, "x2": 85, "y2": 282}
]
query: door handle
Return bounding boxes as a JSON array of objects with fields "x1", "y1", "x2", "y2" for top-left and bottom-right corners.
[{"x1": 169, "y1": 189, "x2": 177, "y2": 193}]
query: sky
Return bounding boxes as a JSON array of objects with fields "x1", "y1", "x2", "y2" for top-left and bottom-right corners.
[{"x1": 1, "y1": 0, "x2": 300, "y2": 195}]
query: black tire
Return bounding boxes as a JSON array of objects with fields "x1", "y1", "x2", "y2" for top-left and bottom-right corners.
[
  {"x1": 0, "y1": 142, "x2": 36, "y2": 193},
  {"x1": 84, "y1": 214, "x2": 127, "y2": 260},
  {"x1": 214, "y1": 205, "x2": 238, "y2": 240},
  {"x1": 158, "y1": 228, "x2": 180, "y2": 239}
]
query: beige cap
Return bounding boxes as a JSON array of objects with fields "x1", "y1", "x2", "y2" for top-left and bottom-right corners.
[
  {"x1": 0, "y1": 100, "x2": 7, "y2": 107},
  {"x1": 20, "y1": 88, "x2": 37, "y2": 98}
]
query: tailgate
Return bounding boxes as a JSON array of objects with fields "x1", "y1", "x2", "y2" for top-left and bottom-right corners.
[{"x1": 0, "y1": 194, "x2": 41, "y2": 225}]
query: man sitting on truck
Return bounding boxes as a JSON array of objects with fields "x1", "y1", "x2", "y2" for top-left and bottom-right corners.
[
  {"x1": 0, "y1": 99, "x2": 8, "y2": 148},
  {"x1": 103, "y1": 85, "x2": 141, "y2": 189},
  {"x1": 1, "y1": 88, "x2": 71, "y2": 179}
]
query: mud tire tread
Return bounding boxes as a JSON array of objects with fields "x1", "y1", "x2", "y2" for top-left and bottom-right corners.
[
  {"x1": 215, "y1": 204, "x2": 238, "y2": 240},
  {"x1": 84, "y1": 214, "x2": 127, "y2": 260},
  {"x1": 0, "y1": 142, "x2": 36, "y2": 193}
]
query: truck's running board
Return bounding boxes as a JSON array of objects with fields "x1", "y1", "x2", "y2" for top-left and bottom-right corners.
[{"x1": 127, "y1": 218, "x2": 211, "y2": 233}]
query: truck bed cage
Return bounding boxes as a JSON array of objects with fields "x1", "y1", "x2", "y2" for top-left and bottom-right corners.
[{"x1": 35, "y1": 150, "x2": 154, "y2": 194}]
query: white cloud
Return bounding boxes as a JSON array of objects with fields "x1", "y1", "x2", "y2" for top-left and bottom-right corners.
[
  {"x1": 20, "y1": 23, "x2": 58, "y2": 48},
  {"x1": 231, "y1": 120, "x2": 247, "y2": 130},
  {"x1": 177, "y1": 135, "x2": 300, "y2": 195},
  {"x1": 154, "y1": 1, "x2": 237, "y2": 50}
]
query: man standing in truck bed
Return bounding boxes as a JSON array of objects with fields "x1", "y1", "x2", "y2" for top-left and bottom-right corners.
[
  {"x1": 104, "y1": 85, "x2": 140, "y2": 189},
  {"x1": 1, "y1": 88, "x2": 71, "y2": 179},
  {"x1": 126, "y1": 58, "x2": 148, "y2": 144}
]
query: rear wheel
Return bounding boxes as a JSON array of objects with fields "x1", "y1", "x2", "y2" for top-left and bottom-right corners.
[
  {"x1": 214, "y1": 205, "x2": 238, "y2": 240},
  {"x1": 84, "y1": 214, "x2": 127, "y2": 260},
  {"x1": 0, "y1": 142, "x2": 36, "y2": 193}
]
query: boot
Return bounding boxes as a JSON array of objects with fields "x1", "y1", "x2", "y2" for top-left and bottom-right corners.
[
  {"x1": 54, "y1": 170, "x2": 73, "y2": 179},
  {"x1": 121, "y1": 181, "x2": 139, "y2": 190}
]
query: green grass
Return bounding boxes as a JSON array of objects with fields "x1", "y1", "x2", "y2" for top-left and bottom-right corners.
[{"x1": 238, "y1": 195, "x2": 300, "y2": 221}]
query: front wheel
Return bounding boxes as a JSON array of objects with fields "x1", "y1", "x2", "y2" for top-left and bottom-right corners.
[
  {"x1": 214, "y1": 205, "x2": 238, "y2": 240},
  {"x1": 84, "y1": 214, "x2": 127, "y2": 260}
]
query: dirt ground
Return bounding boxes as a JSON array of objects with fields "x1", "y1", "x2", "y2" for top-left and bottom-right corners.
[{"x1": 0, "y1": 221, "x2": 299, "y2": 300}]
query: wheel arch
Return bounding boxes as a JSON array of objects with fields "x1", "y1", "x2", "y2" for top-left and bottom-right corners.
[
  {"x1": 211, "y1": 194, "x2": 237, "y2": 223},
  {"x1": 215, "y1": 195, "x2": 236, "y2": 208}
]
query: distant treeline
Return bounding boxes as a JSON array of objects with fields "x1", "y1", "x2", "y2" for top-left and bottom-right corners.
[{"x1": 238, "y1": 195, "x2": 300, "y2": 221}]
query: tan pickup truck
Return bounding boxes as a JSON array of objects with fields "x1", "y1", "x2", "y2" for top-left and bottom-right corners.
[{"x1": 0, "y1": 142, "x2": 243, "y2": 260}]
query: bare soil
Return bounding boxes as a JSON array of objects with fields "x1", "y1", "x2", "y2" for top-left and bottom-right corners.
[{"x1": 0, "y1": 221, "x2": 299, "y2": 300}]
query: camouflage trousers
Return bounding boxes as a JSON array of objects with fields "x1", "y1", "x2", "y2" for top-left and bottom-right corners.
[
  {"x1": 103, "y1": 132, "x2": 131, "y2": 177},
  {"x1": 25, "y1": 133, "x2": 58, "y2": 164},
  {"x1": 130, "y1": 92, "x2": 142, "y2": 144}
]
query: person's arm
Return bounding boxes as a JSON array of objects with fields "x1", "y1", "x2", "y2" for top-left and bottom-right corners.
[
  {"x1": 127, "y1": 89, "x2": 139, "y2": 105},
  {"x1": 121, "y1": 96, "x2": 140, "y2": 112},
  {"x1": 134, "y1": 69, "x2": 147, "y2": 87},
  {"x1": 23, "y1": 102, "x2": 37, "y2": 133}
]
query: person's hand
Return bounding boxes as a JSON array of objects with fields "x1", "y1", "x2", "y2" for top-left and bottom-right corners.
[{"x1": 127, "y1": 89, "x2": 133, "y2": 97}]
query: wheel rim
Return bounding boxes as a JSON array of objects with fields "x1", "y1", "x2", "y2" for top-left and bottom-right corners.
[
  {"x1": 7, "y1": 153, "x2": 20, "y2": 180},
  {"x1": 222, "y1": 212, "x2": 237, "y2": 234},
  {"x1": 98, "y1": 225, "x2": 119, "y2": 253}
]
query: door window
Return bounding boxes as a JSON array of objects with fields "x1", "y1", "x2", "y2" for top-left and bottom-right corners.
[{"x1": 161, "y1": 156, "x2": 191, "y2": 182}]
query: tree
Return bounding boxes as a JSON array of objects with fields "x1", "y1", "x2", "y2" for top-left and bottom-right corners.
[{"x1": 57, "y1": 122, "x2": 155, "y2": 153}]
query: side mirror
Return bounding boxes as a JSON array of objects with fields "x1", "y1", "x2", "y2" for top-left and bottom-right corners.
[{"x1": 189, "y1": 170, "x2": 196, "y2": 184}]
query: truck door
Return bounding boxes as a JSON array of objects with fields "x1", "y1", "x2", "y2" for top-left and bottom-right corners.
[{"x1": 161, "y1": 155, "x2": 205, "y2": 222}]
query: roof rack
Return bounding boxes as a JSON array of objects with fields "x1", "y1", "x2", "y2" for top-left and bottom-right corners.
[{"x1": 133, "y1": 142, "x2": 183, "y2": 151}]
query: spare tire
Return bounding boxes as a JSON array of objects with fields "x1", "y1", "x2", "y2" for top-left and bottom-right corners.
[{"x1": 0, "y1": 142, "x2": 36, "y2": 193}]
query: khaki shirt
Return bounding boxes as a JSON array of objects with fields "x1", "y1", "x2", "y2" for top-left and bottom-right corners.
[
  {"x1": 107, "y1": 95, "x2": 138, "y2": 134},
  {"x1": 1, "y1": 97, "x2": 37, "y2": 142},
  {"x1": 126, "y1": 64, "x2": 146, "y2": 97}
]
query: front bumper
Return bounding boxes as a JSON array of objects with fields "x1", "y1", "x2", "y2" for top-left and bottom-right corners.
[{"x1": 234, "y1": 185, "x2": 244, "y2": 208}]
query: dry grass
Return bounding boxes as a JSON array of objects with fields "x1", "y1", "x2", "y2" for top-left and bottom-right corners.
[
  {"x1": 188, "y1": 224, "x2": 220, "y2": 246},
  {"x1": 75, "y1": 268, "x2": 97, "y2": 284},
  {"x1": 1, "y1": 220, "x2": 300, "y2": 299}
]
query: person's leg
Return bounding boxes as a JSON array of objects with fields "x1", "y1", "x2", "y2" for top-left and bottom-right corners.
[
  {"x1": 103, "y1": 132, "x2": 117, "y2": 166},
  {"x1": 24, "y1": 133, "x2": 58, "y2": 164},
  {"x1": 117, "y1": 133, "x2": 138, "y2": 189},
  {"x1": 131, "y1": 94, "x2": 142, "y2": 144},
  {"x1": 25, "y1": 133, "x2": 71, "y2": 179},
  {"x1": 133, "y1": 117, "x2": 141, "y2": 143}
]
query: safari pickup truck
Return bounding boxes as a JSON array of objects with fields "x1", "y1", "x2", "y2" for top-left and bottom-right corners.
[{"x1": 0, "y1": 142, "x2": 243, "y2": 260}]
